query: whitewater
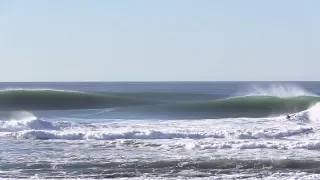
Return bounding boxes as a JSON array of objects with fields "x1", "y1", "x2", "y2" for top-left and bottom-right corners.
[{"x1": 2, "y1": 82, "x2": 320, "y2": 180}]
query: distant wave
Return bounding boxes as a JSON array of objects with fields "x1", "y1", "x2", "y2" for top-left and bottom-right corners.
[{"x1": 0, "y1": 89, "x2": 151, "y2": 111}]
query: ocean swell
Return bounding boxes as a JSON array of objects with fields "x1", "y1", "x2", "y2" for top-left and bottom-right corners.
[{"x1": 0, "y1": 89, "x2": 150, "y2": 110}]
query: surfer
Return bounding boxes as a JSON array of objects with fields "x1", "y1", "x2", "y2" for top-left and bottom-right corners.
[
  {"x1": 286, "y1": 114, "x2": 291, "y2": 120},
  {"x1": 286, "y1": 114, "x2": 297, "y2": 120}
]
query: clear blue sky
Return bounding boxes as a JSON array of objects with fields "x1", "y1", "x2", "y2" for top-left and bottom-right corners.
[{"x1": 1, "y1": 0, "x2": 319, "y2": 81}]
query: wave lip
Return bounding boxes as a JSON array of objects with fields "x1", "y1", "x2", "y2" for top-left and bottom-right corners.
[{"x1": 0, "y1": 89, "x2": 151, "y2": 111}]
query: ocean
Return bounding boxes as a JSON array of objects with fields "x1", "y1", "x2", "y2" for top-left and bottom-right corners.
[{"x1": 1, "y1": 81, "x2": 320, "y2": 179}]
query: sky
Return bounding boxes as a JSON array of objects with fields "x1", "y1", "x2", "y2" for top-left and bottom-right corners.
[{"x1": 0, "y1": 0, "x2": 319, "y2": 81}]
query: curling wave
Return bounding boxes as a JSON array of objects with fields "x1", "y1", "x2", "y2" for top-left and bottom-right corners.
[{"x1": 115, "y1": 95, "x2": 320, "y2": 118}]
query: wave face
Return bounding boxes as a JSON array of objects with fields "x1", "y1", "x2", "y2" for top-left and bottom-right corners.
[
  {"x1": 108, "y1": 85, "x2": 320, "y2": 118},
  {"x1": 103, "y1": 92, "x2": 223, "y2": 103},
  {"x1": 115, "y1": 95, "x2": 320, "y2": 118},
  {"x1": 0, "y1": 89, "x2": 150, "y2": 111}
]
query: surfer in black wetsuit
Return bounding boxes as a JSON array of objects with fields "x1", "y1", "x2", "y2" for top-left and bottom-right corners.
[{"x1": 286, "y1": 114, "x2": 291, "y2": 120}]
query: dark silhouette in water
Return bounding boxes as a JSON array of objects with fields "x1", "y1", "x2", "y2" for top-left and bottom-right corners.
[{"x1": 286, "y1": 114, "x2": 291, "y2": 120}]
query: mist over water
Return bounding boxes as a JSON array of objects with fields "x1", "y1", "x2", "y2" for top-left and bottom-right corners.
[{"x1": 240, "y1": 84, "x2": 317, "y2": 97}]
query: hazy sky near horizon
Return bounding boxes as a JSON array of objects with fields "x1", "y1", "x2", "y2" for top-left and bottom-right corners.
[{"x1": 1, "y1": 0, "x2": 319, "y2": 81}]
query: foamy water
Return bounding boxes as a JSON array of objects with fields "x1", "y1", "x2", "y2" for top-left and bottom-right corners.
[{"x1": 1, "y1": 104, "x2": 320, "y2": 179}]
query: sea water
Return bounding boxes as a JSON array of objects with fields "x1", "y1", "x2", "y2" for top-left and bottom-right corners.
[{"x1": 1, "y1": 81, "x2": 320, "y2": 179}]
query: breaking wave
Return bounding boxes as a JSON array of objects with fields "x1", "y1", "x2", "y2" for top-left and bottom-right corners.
[
  {"x1": 8, "y1": 126, "x2": 313, "y2": 140},
  {"x1": 1, "y1": 106, "x2": 317, "y2": 141},
  {"x1": 117, "y1": 95, "x2": 320, "y2": 118},
  {"x1": 0, "y1": 85, "x2": 319, "y2": 118}
]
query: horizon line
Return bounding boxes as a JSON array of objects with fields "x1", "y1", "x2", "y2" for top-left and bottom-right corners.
[{"x1": 0, "y1": 80, "x2": 319, "y2": 83}]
